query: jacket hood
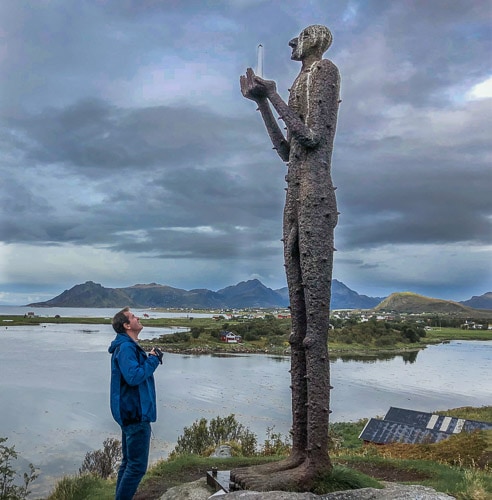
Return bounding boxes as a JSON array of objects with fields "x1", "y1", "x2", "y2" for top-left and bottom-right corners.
[{"x1": 108, "y1": 333, "x2": 132, "y2": 354}]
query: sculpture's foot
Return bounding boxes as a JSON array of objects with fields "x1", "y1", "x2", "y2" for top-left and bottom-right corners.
[
  {"x1": 230, "y1": 453, "x2": 305, "y2": 488},
  {"x1": 234, "y1": 459, "x2": 332, "y2": 492}
]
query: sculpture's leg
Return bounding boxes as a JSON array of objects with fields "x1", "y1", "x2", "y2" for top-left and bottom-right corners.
[
  {"x1": 299, "y1": 192, "x2": 336, "y2": 473},
  {"x1": 301, "y1": 262, "x2": 333, "y2": 473},
  {"x1": 231, "y1": 207, "x2": 308, "y2": 488},
  {"x1": 235, "y1": 195, "x2": 337, "y2": 493},
  {"x1": 285, "y1": 223, "x2": 309, "y2": 462}
]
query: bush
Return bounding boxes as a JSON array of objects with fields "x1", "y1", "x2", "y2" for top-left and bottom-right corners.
[
  {"x1": 190, "y1": 327, "x2": 202, "y2": 339},
  {"x1": 259, "y1": 427, "x2": 291, "y2": 456},
  {"x1": 158, "y1": 331, "x2": 191, "y2": 343},
  {"x1": 79, "y1": 438, "x2": 121, "y2": 479},
  {"x1": 232, "y1": 317, "x2": 290, "y2": 340},
  {"x1": 244, "y1": 332, "x2": 260, "y2": 341},
  {"x1": 0, "y1": 437, "x2": 38, "y2": 500},
  {"x1": 169, "y1": 414, "x2": 257, "y2": 458}
]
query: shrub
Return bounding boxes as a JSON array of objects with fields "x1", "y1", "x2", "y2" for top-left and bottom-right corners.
[
  {"x1": 244, "y1": 332, "x2": 260, "y2": 341},
  {"x1": 459, "y1": 467, "x2": 489, "y2": 500},
  {"x1": 159, "y1": 331, "x2": 191, "y2": 343},
  {"x1": 0, "y1": 437, "x2": 38, "y2": 500},
  {"x1": 190, "y1": 327, "x2": 202, "y2": 339},
  {"x1": 259, "y1": 427, "x2": 291, "y2": 456},
  {"x1": 79, "y1": 438, "x2": 121, "y2": 479},
  {"x1": 209, "y1": 330, "x2": 221, "y2": 339},
  {"x1": 169, "y1": 414, "x2": 257, "y2": 458}
]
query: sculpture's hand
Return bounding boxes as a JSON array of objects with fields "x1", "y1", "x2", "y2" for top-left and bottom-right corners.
[{"x1": 240, "y1": 68, "x2": 277, "y2": 101}]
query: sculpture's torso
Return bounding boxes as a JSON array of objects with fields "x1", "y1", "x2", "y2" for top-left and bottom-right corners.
[{"x1": 285, "y1": 60, "x2": 340, "y2": 227}]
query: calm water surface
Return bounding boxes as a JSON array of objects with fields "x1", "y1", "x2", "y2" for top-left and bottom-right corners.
[{"x1": 0, "y1": 308, "x2": 490, "y2": 497}]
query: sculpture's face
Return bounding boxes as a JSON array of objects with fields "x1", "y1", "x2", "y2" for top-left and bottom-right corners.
[{"x1": 289, "y1": 27, "x2": 318, "y2": 61}]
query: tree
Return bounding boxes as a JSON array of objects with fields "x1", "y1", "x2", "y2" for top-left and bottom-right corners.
[
  {"x1": 79, "y1": 438, "x2": 121, "y2": 479},
  {"x1": 0, "y1": 437, "x2": 38, "y2": 500}
]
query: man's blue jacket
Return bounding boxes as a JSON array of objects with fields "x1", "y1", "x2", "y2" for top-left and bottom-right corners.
[{"x1": 108, "y1": 333, "x2": 159, "y2": 427}]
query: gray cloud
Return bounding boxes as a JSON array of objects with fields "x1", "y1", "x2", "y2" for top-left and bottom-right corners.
[{"x1": 0, "y1": 0, "x2": 491, "y2": 303}]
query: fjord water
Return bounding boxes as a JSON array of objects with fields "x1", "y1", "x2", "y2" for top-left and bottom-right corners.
[{"x1": 0, "y1": 307, "x2": 490, "y2": 497}]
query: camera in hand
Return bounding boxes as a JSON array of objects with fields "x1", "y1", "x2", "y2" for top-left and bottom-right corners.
[{"x1": 152, "y1": 347, "x2": 163, "y2": 364}]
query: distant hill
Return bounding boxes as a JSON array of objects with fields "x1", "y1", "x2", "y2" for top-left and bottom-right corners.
[
  {"x1": 330, "y1": 279, "x2": 384, "y2": 309},
  {"x1": 270, "y1": 279, "x2": 383, "y2": 310},
  {"x1": 29, "y1": 281, "x2": 131, "y2": 308},
  {"x1": 217, "y1": 280, "x2": 284, "y2": 308},
  {"x1": 460, "y1": 292, "x2": 492, "y2": 310},
  {"x1": 374, "y1": 292, "x2": 492, "y2": 316},
  {"x1": 26, "y1": 279, "x2": 383, "y2": 310}
]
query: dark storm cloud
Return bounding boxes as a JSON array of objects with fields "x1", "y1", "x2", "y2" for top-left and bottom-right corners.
[
  {"x1": 1, "y1": 98, "x2": 281, "y2": 253},
  {"x1": 3, "y1": 100, "x2": 255, "y2": 171},
  {"x1": 98, "y1": 157, "x2": 284, "y2": 258}
]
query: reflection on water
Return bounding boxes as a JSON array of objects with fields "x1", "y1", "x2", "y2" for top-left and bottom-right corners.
[
  {"x1": 332, "y1": 350, "x2": 420, "y2": 364},
  {"x1": 0, "y1": 315, "x2": 490, "y2": 498},
  {"x1": 268, "y1": 355, "x2": 290, "y2": 363}
]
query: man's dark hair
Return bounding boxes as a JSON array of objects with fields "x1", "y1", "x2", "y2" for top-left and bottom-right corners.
[{"x1": 112, "y1": 307, "x2": 130, "y2": 334}]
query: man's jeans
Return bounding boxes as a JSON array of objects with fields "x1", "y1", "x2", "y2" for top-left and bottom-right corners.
[{"x1": 115, "y1": 421, "x2": 151, "y2": 500}]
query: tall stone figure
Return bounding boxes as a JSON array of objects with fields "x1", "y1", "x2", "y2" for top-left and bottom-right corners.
[{"x1": 232, "y1": 25, "x2": 341, "y2": 491}]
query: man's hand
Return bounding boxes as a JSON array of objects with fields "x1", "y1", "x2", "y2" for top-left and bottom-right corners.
[
  {"x1": 150, "y1": 347, "x2": 163, "y2": 364},
  {"x1": 240, "y1": 68, "x2": 277, "y2": 101}
]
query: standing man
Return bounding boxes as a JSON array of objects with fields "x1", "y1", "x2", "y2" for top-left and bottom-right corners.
[
  {"x1": 232, "y1": 25, "x2": 340, "y2": 491},
  {"x1": 109, "y1": 307, "x2": 163, "y2": 500}
]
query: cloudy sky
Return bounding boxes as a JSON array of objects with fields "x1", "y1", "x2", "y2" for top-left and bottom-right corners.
[{"x1": 1, "y1": 0, "x2": 491, "y2": 306}]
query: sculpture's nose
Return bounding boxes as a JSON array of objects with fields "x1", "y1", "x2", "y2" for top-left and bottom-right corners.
[{"x1": 289, "y1": 37, "x2": 298, "y2": 48}]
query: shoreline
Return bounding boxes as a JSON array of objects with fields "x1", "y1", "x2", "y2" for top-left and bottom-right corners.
[{"x1": 140, "y1": 340, "x2": 427, "y2": 359}]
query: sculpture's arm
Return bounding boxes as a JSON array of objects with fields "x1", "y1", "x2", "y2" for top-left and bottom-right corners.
[
  {"x1": 256, "y1": 98, "x2": 290, "y2": 162},
  {"x1": 267, "y1": 91, "x2": 320, "y2": 148},
  {"x1": 241, "y1": 69, "x2": 290, "y2": 162},
  {"x1": 243, "y1": 69, "x2": 319, "y2": 148}
]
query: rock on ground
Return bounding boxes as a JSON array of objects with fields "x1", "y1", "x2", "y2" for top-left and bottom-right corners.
[
  {"x1": 159, "y1": 478, "x2": 213, "y2": 500},
  {"x1": 159, "y1": 479, "x2": 456, "y2": 500}
]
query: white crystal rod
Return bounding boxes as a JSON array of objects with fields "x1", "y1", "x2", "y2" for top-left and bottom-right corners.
[{"x1": 257, "y1": 44, "x2": 264, "y2": 78}]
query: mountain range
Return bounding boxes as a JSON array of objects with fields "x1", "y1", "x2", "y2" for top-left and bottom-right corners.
[
  {"x1": 27, "y1": 280, "x2": 492, "y2": 312},
  {"x1": 27, "y1": 279, "x2": 382, "y2": 309}
]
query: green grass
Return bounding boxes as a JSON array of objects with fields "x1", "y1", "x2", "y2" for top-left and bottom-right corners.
[
  {"x1": 137, "y1": 455, "x2": 282, "y2": 498},
  {"x1": 142, "y1": 453, "x2": 492, "y2": 499},
  {"x1": 3, "y1": 315, "x2": 491, "y2": 347},
  {"x1": 138, "y1": 455, "x2": 382, "y2": 498},
  {"x1": 334, "y1": 455, "x2": 492, "y2": 500},
  {"x1": 0, "y1": 315, "x2": 218, "y2": 328},
  {"x1": 46, "y1": 474, "x2": 115, "y2": 500},
  {"x1": 330, "y1": 420, "x2": 368, "y2": 449},
  {"x1": 438, "y1": 406, "x2": 492, "y2": 424},
  {"x1": 425, "y1": 327, "x2": 492, "y2": 342},
  {"x1": 311, "y1": 464, "x2": 382, "y2": 494}
]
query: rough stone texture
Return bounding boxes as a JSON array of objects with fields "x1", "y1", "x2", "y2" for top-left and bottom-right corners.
[
  {"x1": 223, "y1": 482, "x2": 456, "y2": 499},
  {"x1": 159, "y1": 478, "x2": 214, "y2": 500},
  {"x1": 159, "y1": 480, "x2": 455, "y2": 500}
]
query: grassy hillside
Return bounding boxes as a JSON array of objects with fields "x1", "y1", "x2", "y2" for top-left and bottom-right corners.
[{"x1": 374, "y1": 292, "x2": 492, "y2": 316}]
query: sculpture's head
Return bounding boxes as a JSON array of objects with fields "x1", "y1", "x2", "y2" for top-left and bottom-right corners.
[{"x1": 289, "y1": 25, "x2": 333, "y2": 61}]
